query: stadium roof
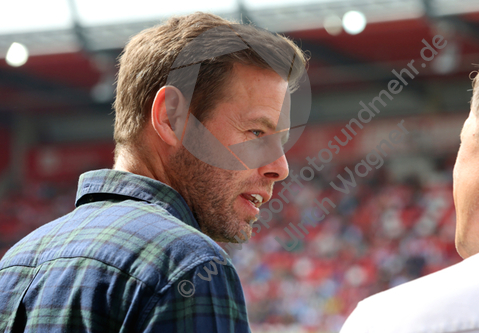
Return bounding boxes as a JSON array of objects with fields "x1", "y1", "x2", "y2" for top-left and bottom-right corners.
[
  {"x1": 1, "y1": 0, "x2": 479, "y2": 123},
  {"x1": 1, "y1": 0, "x2": 479, "y2": 56}
]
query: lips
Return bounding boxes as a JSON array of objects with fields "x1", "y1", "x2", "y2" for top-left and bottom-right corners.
[
  {"x1": 239, "y1": 195, "x2": 260, "y2": 217},
  {"x1": 241, "y1": 193, "x2": 263, "y2": 207},
  {"x1": 240, "y1": 191, "x2": 271, "y2": 208}
]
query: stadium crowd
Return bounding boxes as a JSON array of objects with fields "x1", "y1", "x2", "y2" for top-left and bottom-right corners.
[
  {"x1": 231, "y1": 154, "x2": 459, "y2": 332},
  {"x1": 0, "y1": 152, "x2": 460, "y2": 333}
]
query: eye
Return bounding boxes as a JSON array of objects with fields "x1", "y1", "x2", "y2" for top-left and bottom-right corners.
[{"x1": 251, "y1": 130, "x2": 264, "y2": 137}]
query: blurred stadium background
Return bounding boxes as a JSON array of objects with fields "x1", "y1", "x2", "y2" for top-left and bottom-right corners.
[{"x1": 1, "y1": 0, "x2": 478, "y2": 332}]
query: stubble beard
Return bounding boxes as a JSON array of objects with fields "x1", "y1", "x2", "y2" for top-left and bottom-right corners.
[{"x1": 168, "y1": 146, "x2": 257, "y2": 243}]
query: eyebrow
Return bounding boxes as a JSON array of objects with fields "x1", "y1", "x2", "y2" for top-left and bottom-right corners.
[{"x1": 245, "y1": 116, "x2": 277, "y2": 132}]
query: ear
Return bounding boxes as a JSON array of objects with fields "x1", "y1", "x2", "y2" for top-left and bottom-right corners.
[{"x1": 151, "y1": 86, "x2": 187, "y2": 147}]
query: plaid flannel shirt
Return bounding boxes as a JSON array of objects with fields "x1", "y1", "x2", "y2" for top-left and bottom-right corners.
[{"x1": 0, "y1": 169, "x2": 251, "y2": 332}]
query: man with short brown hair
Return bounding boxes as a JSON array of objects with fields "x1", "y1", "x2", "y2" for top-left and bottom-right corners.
[{"x1": 0, "y1": 12, "x2": 307, "y2": 332}]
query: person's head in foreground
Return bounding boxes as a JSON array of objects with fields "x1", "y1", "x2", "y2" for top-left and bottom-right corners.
[
  {"x1": 453, "y1": 71, "x2": 479, "y2": 259},
  {"x1": 113, "y1": 12, "x2": 307, "y2": 243},
  {"x1": 339, "y1": 71, "x2": 479, "y2": 333}
]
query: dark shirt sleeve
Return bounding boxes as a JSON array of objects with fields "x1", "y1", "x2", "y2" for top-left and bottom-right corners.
[{"x1": 139, "y1": 260, "x2": 252, "y2": 333}]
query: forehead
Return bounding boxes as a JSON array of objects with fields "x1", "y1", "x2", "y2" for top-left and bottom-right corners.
[{"x1": 222, "y1": 63, "x2": 289, "y2": 124}]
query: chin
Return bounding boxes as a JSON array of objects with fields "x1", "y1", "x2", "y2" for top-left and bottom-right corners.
[
  {"x1": 202, "y1": 217, "x2": 252, "y2": 243},
  {"x1": 457, "y1": 245, "x2": 476, "y2": 259},
  {"x1": 454, "y1": 210, "x2": 479, "y2": 259},
  {"x1": 221, "y1": 221, "x2": 253, "y2": 244},
  {"x1": 455, "y1": 241, "x2": 468, "y2": 259},
  {"x1": 230, "y1": 222, "x2": 252, "y2": 243},
  {"x1": 455, "y1": 232, "x2": 478, "y2": 259}
]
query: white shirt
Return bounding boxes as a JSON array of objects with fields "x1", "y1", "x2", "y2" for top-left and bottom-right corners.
[{"x1": 340, "y1": 253, "x2": 479, "y2": 333}]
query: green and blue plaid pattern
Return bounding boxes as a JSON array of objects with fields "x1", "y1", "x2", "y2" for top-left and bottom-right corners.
[{"x1": 0, "y1": 169, "x2": 251, "y2": 332}]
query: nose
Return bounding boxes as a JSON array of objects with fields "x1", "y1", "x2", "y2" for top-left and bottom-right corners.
[{"x1": 258, "y1": 153, "x2": 289, "y2": 181}]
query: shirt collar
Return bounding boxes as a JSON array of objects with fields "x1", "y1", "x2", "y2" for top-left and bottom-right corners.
[{"x1": 75, "y1": 169, "x2": 200, "y2": 231}]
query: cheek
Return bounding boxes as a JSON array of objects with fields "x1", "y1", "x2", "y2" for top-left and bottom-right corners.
[
  {"x1": 453, "y1": 148, "x2": 462, "y2": 183},
  {"x1": 452, "y1": 149, "x2": 465, "y2": 216}
]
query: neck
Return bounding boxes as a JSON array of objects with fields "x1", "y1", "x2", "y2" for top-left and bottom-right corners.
[{"x1": 113, "y1": 141, "x2": 172, "y2": 186}]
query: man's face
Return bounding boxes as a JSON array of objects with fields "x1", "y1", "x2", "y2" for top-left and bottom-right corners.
[
  {"x1": 168, "y1": 64, "x2": 290, "y2": 243},
  {"x1": 453, "y1": 94, "x2": 479, "y2": 258}
]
